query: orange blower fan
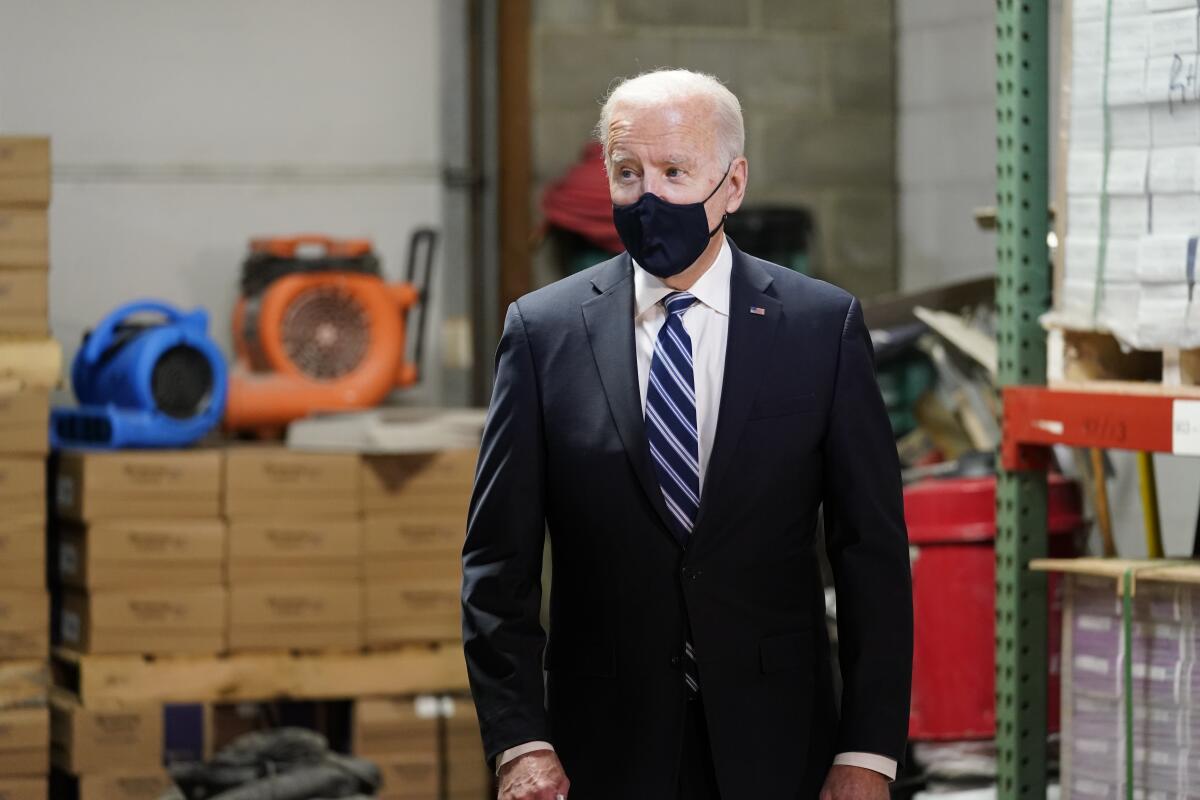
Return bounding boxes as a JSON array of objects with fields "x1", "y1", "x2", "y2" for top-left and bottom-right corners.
[{"x1": 225, "y1": 230, "x2": 436, "y2": 432}]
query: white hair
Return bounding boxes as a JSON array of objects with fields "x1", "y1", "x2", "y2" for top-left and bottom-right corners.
[{"x1": 595, "y1": 68, "x2": 745, "y2": 170}]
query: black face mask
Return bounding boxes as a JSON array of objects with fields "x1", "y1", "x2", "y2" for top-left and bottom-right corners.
[{"x1": 612, "y1": 165, "x2": 731, "y2": 278}]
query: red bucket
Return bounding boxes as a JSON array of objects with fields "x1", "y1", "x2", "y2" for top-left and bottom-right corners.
[{"x1": 904, "y1": 474, "x2": 1082, "y2": 740}]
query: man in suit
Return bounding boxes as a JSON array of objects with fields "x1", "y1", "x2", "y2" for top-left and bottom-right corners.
[{"x1": 462, "y1": 69, "x2": 912, "y2": 800}]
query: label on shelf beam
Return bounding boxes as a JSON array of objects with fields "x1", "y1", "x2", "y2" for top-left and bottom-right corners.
[{"x1": 1171, "y1": 400, "x2": 1200, "y2": 454}]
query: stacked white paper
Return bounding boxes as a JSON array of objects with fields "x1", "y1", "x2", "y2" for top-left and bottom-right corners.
[
  {"x1": 1064, "y1": 576, "x2": 1200, "y2": 799},
  {"x1": 1063, "y1": 0, "x2": 1200, "y2": 348}
]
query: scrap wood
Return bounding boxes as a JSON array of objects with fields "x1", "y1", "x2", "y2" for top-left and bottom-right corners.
[{"x1": 914, "y1": 306, "x2": 997, "y2": 379}]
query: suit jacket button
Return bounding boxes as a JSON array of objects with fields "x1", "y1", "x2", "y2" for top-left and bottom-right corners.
[{"x1": 669, "y1": 655, "x2": 680, "y2": 667}]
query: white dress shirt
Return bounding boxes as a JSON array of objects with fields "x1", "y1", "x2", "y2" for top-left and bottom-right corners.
[{"x1": 498, "y1": 239, "x2": 898, "y2": 781}]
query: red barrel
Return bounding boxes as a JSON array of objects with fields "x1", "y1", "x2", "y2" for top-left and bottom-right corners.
[{"x1": 904, "y1": 474, "x2": 1082, "y2": 740}]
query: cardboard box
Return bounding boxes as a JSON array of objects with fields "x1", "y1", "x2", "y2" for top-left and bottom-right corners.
[
  {"x1": 0, "y1": 515, "x2": 44, "y2": 590},
  {"x1": 0, "y1": 384, "x2": 48, "y2": 455},
  {"x1": 51, "y1": 771, "x2": 173, "y2": 800},
  {"x1": 372, "y1": 751, "x2": 440, "y2": 800},
  {"x1": 0, "y1": 661, "x2": 49, "y2": 710},
  {"x1": 353, "y1": 698, "x2": 437, "y2": 756},
  {"x1": 0, "y1": 457, "x2": 44, "y2": 520},
  {"x1": 0, "y1": 138, "x2": 50, "y2": 207},
  {"x1": 228, "y1": 583, "x2": 362, "y2": 652},
  {"x1": 0, "y1": 208, "x2": 47, "y2": 270},
  {"x1": 0, "y1": 777, "x2": 46, "y2": 800},
  {"x1": 365, "y1": 577, "x2": 460, "y2": 646},
  {"x1": 364, "y1": 546, "x2": 461, "y2": 583},
  {"x1": 0, "y1": 338, "x2": 61, "y2": 391},
  {"x1": 56, "y1": 450, "x2": 222, "y2": 521},
  {"x1": 50, "y1": 693, "x2": 162, "y2": 774},
  {"x1": 0, "y1": 271, "x2": 48, "y2": 336},
  {"x1": 360, "y1": 450, "x2": 477, "y2": 516},
  {"x1": 223, "y1": 446, "x2": 360, "y2": 518},
  {"x1": 228, "y1": 518, "x2": 361, "y2": 584},
  {"x1": 445, "y1": 701, "x2": 489, "y2": 795},
  {"x1": 364, "y1": 512, "x2": 465, "y2": 560},
  {"x1": 57, "y1": 519, "x2": 225, "y2": 589},
  {"x1": 0, "y1": 591, "x2": 47, "y2": 659},
  {"x1": 0, "y1": 707, "x2": 48, "y2": 776},
  {"x1": 60, "y1": 587, "x2": 227, "y2": 656}
]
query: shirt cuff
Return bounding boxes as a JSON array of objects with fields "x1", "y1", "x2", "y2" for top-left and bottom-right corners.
[
  {"x1": 833, "y1": 752, "x2": 898, "y2": 781},
  {"x1": 496, "y1": 741, "x2": 555, "y2": 774}
]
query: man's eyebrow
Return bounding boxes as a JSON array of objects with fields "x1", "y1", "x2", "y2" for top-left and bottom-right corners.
[{"x1": 662, "y1": 154, "x2": 693, "y2": 166}]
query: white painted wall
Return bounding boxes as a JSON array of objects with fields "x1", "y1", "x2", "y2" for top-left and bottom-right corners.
[
  {"x1": 896, "y1": 0, "x2": 1003, "y2": 292},
  {"x1": 0, "y1": 0, "x2": 448, "y2": 401}
]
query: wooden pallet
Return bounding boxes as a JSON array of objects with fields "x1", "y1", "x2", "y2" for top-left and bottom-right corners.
[
  {"x1": 53, "y1": 643, "x2": 468, "y2": 710},
  {"x1": 1047, "y1": 327, "x2": 1200, "y2": 398}
]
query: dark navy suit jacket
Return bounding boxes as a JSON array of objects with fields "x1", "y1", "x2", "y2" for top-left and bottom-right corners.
[{"x1": 461, "y1": 241, "x2": 912, "y2": 799}]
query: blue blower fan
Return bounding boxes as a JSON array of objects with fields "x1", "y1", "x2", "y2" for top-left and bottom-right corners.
[{"x1": 51, "y1": 300, "x2": 228, "y2": 449}]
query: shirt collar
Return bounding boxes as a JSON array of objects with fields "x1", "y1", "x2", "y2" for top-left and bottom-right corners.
[{"x1": 633, "y1": 237, "x2": 732, "y2": 319}]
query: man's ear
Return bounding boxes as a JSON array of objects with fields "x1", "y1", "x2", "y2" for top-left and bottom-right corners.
[{"x1": 725, "y1": 157, "x2": 749, "y2": 214}]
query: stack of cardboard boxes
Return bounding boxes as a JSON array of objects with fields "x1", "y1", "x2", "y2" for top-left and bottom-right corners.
[
  {"x1": 0, "y1": 137, "x2": 51, "y2": 342},
  {"x1": 0, "y1": 135, "x2": 53, "y2": 800},
  {"x1": 444, "y1": 701, "x2": 491, "y2": 800},
  {"x1": 49, "y1": 692, "x2": 170, "y2": 800},
  {"x1": 353, "y1": 696, "x2": 492, "y2": 800},
  {"x1": 360, "y1": 450, "x2": 476, "y2": 648},
  {"x1": 224, "y1": 446, "x2": 364, "y2": 652},
  {"x1": 354, "y1": 697, "x2": 440, "y2": 800},
  {"x1": 54, "y1": 450, "x2": 226, "y2": 656}
]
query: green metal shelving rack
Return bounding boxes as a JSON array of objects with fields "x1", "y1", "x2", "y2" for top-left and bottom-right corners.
[{"x1": 995, "y1": 0, "x2": 1052, "y2": 797}]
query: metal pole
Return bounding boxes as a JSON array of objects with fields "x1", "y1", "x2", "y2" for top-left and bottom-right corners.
[{"x1": 995, "y1": 0, "x2": 1051, "y2": 797}]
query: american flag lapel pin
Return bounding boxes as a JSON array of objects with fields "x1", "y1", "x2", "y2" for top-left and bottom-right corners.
[{"x1": 750, "y1": 305, "x2": 766, "y2": 316}]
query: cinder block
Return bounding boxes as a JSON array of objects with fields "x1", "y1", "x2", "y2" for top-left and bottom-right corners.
[
  {"x1": 759, "y1": 1, "x2": 839, "y2": 31},
  {"x1": 897, "y1": 23, "x2": 994, "y2": 110},
  {"x1": 533, "y1": 31, "x2": 680, "y2": 109},
  {"x1": 896, "y1": 0, "x2": 995, "y2": 30},
  {"x1": 896, "y1": 106, "x2": 994, "y2": 188},
  {"x1": 827, "y1": 189, "x2": 896, "y2": 289},
  {"x1": 612, "y1": 0, "x2": 750, "y2": 27},
  {"x1": 532, "y1": 109, "x2": 600, "y2": 183},
  {"x1": 533, "y1": 0, "x2": 603, "y2": 27},
  {"x1": 828, "y1": 35, "x2": 894, "y2": 112},
  {"x1": 762, "y1": 0, "x2": 893, "y2": 32},
  {"x1": 737, "y1": 37, "x2": 826, "y2": 111},
  {"x1": 760, "y1": 113, "x2": 893, "y2": 187}
]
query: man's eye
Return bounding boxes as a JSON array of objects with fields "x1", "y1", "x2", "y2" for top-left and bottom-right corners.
[
  {"x1": 620, "y1": 169, "x2": 635, "y2": 179},
  {"x1": 666, "y1": 167, "x2": 682, "y2": 178}
]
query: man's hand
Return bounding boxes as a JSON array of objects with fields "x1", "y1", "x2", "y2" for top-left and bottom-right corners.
[
  {"x1": 820, "y1": 764, "x2": 889, "y2": 800},
  {"x1": 498, "y1": 749, "x2": 570, "y2": 800}
]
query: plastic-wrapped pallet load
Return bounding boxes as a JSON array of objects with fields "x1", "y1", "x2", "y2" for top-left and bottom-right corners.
[
  {"x1": 1034, "y1": 558, "x2": 1200, "y2": 799},
  {"x1": 1060, "y1": 0, "x2": 1200, "y2": 349}
]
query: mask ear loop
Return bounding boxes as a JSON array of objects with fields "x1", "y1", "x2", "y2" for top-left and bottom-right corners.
[{"x1": 705, "y1": 163, "x2": 734, "y2": 238}]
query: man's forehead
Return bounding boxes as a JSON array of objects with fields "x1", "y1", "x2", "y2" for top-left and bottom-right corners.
[
  {"x1": 609, "y1": 149, "x2": 696, "y2": 165},
  {"x1": 606, "y1": 102, "x2": 715, "y2": 164}
]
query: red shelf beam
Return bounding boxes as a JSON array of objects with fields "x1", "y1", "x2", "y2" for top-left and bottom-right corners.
[{"x1": 1001, "y1": 387, "x2": 1186, "y2": 470}]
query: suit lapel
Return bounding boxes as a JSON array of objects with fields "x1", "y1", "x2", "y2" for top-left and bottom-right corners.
[
  {"x1": 693, "y1": 244, "x2": 781, "y2": 536},
  {"x1": 581, "y1": 254, "x2": 683, "y2": 547}
]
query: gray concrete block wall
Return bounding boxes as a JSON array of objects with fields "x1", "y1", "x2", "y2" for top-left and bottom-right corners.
[{"x1": 530, "y1": 0, "x2": 898, "y2": 298}]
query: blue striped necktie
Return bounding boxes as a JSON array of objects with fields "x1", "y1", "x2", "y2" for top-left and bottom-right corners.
[{"x1": 646, "y1": 291, "x2": 702, "y2": 695}]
